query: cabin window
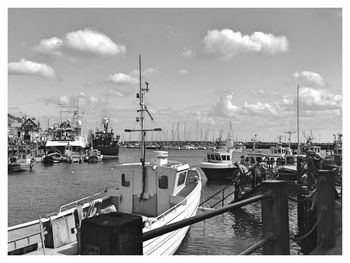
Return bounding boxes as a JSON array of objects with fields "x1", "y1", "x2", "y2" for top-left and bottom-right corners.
[
  {"x1": 216, "y1": 155, "x2": 221, "y2": 161},
  {"x1": 227, "y1": 155, "x2": 230, "y2": 161},
  {"x1": 121, "y1": 173, "x2": 130, "y2": 187},
  {"x1": 158, "y1": 175, "x2": 168, "y2": 189},
  {"x1": 177, "y1": 172, "x2": 187, "y2": 186},
  {"x1": 250, "y1": 157, "x2": 256, "y2": 164},
  {"x1": 211, "y1": 154, "x2": 215, "y2": 160},
  {"x1": 256, "y1": 157, "x2": 263, "y2": 163},
  {"x1": 207, "y1": 154, "x2": 211, "y2": 160},
  {"x1": 222, "y1": 155, "x2": 227, "y2": 161}
]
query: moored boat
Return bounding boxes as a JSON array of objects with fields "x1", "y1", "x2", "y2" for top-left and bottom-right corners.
[
  {"x1": 90, "y1": 117, "x2": 120, "y2": 159},
  {"x1": 199, "y1": 137, "x2": 242, "y2": 181}
]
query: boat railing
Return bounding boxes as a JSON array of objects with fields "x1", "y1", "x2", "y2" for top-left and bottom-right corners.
[
  {"x1": 148, "y1": 193, "x2": 188, "y2": 226},
  {"x1": 58, "y1": 191, "x2": 105, "y2": 213}
]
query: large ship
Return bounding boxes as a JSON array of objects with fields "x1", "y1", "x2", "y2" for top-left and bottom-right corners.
[{"x1": 90, "y1": 117, "x2": 120, "y2": 159}]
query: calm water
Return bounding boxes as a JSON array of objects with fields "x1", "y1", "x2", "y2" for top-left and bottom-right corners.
[{"x1": 8, "y1": 148, "x2": 301, "y2": 255}]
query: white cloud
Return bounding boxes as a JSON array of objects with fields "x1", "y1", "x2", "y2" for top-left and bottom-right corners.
[
  {"x1": 250, "y1": 32, "x2": 289, "y2": 54},
  {"x1": 179, "y1": 69, "x2": 189, "y2": 75},
  {"x1": 242, "y1": 101, "x2": 277, "y2": 116},
  {"x1": 292, "y1": 71, "x2": 325, "y2": 87},
  {"x1": 201, "y1": 29, "x2": 288, "y2": 59},
  {"x1": 35, "y1": 37, "x2": 63, "y2": 56},
  {"x1": 130, "y1": 67, "x2": 159, "y2": 77},
  {"x1": 41, "y1": 92, "x2": 101, "y2": 107},
  {"x1": 182, "y1": 47, "x2": 195, "y2": 58},
  {"x1": 211, "y1": 91, "x2": 240, "y2": 118},
  {"x1": 254, "y1": 89, "x2": 265, "y2": 97},
  {"x1": 89, "y1": 96, "x2": 99, "y2": 104},
  {"x1": 299, "y1": 87, "x2": 342, "y2": 109},
  {"x1": 8, "y1": 59, "x2": 56, "y2": 79},
  {"x1": 64, "y1": 28, "x2": 126, "y2": 56},
  {"x1": 35, "y1": 28, "x2": 126, "y2": 57},
  {"x1": 106, "y1": 73, "x2": 138, "y2": 85}
]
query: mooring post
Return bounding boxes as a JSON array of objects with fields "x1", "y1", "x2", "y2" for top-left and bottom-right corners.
[
  {"x1": 261, "y1": 180, "x2": 290, "y2": 255},
  {"x1": 316, "y1": 169, "x2": 336, "y2": 248},
  {"x1": 296, "y1": 156, "x2": 305, "y2": 230}
]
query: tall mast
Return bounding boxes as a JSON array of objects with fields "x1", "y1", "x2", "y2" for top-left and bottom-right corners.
[
  {"x1": 297, "y1": 85, "x2": 300, "y2": 155},
  {"x1": 124, "y1": 54, "x2": 161, "y2": 200},
  {"x1": 124, "y1": 55, "x2": 161, "y2": 162}
]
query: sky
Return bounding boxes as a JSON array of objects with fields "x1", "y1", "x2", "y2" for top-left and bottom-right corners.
[{"x1": 7, "y1": 8, "x2": 342, "y2": 143}]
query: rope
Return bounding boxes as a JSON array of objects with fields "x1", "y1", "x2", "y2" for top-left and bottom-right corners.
[{"x1": 292, "y1": 211, "x2": 323, "y2": 241}]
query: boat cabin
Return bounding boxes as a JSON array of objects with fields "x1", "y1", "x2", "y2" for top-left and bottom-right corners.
[
  {"x1": 244, "y1": 152, "x2": 266, "y2": 165},
  {"x1": 205, "y1": 146, "x2": 241, "y2": 164},
  {"x1": 113, "y1": 151, "x2": 197, "y2": 217}
]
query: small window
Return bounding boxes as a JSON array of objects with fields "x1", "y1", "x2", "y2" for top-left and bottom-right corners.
[
  {"x1": 256, "y1": 157, "x2": 262, "y2": 163},
  {"x1": 211, "y1": 154, "x2": 215, "y2": 160},
  {"x1": 216, "y1": 155, "x2": 221, "y2": 161},
  {"x1": 122, "y1": 173, "x2": 130, "y2": 187},
  {"x1": 159, "y1": 175, "x2": 168, "y2": 189},
  {"x1": 177, "y1": 172, "x2": 187, "y2": 186},
  {"x1": 250, "y1": 157, "x2": 255, "y2": 164},
  {"x1": 222, "y1": 155, "x2": 227, "y2": 161},
  {"x1": 227, "y1": 155, "x2": 230, "y2": 161},
  {"x1": 207, "y1": 154, "x2": 211, "y2": 160}
]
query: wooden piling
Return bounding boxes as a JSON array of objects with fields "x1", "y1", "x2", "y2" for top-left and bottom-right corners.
[
  {"x1": 317, "y1": 170, "x2": 336, "y2": 248},
  {"x1": 261, "y1": 180, "x2": 290, "y2": 255}
]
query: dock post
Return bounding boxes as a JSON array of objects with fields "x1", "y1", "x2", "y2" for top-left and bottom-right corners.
[
  {"x1": 261, "y1": 180, "x2": 290, "y2": 255},
  {"x1": 317, "y1": 170, "x2": 336, "y2": 248},
  {"x1": 80, "y1": 212, "x2": 143, "y2": 255},
  {"x1": 296, "y1": 156, "x2": 304, "y2": 230}
]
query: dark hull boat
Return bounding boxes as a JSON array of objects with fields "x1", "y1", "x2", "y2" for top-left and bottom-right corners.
[{"x1": 91, "y1": 117, "x2": 120, "y2": 159}]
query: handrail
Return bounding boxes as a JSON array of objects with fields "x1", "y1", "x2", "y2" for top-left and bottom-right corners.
[
  {"x1": 210, "y1": 190, "x2": 235, "y2": 208},
  {"x1": 143, "y1": 192, "x2": 272, "y2": 241},
  {"x1": 58, "y1": 191, "x2": 104, "y2": 213},
  {"x1": 239, "y1": 233, "x2": 274, "y2": 255},
  {"x1": 199, "y1": 184, "x2": 232, "y2": 207}
]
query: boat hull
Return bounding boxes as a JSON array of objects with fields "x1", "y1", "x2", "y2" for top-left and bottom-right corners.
[
  {"x1": 200, "y1": 167, "x2": 237, "y2": 181},
  {"x1": 199, "y1": 162, "x2": 237, "y2": 181},
  {"x1": 143, "y1": 179, "x2": 201, "y2": 255},
  {"x1": 94, "y1": 145, "x2": 119, "y2": 158}
]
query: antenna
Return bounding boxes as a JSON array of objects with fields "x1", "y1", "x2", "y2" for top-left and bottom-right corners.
[
  {"x1": 124, "y1": 55, "x2": 161, "y2": 201},
  {"x1": 124, "y1": 54, "x2": 161, "y2": 165}
]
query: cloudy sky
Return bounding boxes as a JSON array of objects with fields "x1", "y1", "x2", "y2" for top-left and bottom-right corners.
[{"x1": 8, "y1": 8, "x2": 342, "y2": 142}]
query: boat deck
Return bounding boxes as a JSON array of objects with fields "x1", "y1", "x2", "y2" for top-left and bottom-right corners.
[{"x1": 27, "y1": 242, "x2": 77, "y2": 255}]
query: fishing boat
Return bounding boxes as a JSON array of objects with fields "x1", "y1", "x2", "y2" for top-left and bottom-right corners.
[
  {"x1": 8, "y1": 155, "x2": 34, "y2": 173},
  {"x1": 8, "y1": 55, "x2": 202, "y2": 256},
  {"x1": 199, "y1": 137, "x2": 243, "y2": 181},
  {"x1": 90, "y1": 117, "x2": 120, "y2": 159},
  {"x1": 45, "y1": 107, "x2": 88, "y2": 159}
]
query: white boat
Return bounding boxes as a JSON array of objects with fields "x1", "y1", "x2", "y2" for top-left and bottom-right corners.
[
  {"x1": 45, "y1": 108, "x2": 88, "y2": 158},
  {"x1": 8, "y1": 55, "x2": 202, "y2": 255},
  {"x1": 199, "y1": 137, "x2": 243, "y2": 181}
]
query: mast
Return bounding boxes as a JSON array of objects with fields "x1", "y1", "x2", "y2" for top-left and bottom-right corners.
[
  {"x1": 124, "y1": 54, "x2": 161, "y2": 199},
  {"x1": 297, "y1": 85, "x2": 300, "y2": 155}
]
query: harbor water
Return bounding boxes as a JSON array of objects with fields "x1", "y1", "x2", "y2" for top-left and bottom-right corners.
[{"x1": 8, "y1": 148, "x2": 301, "y2": 255}]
